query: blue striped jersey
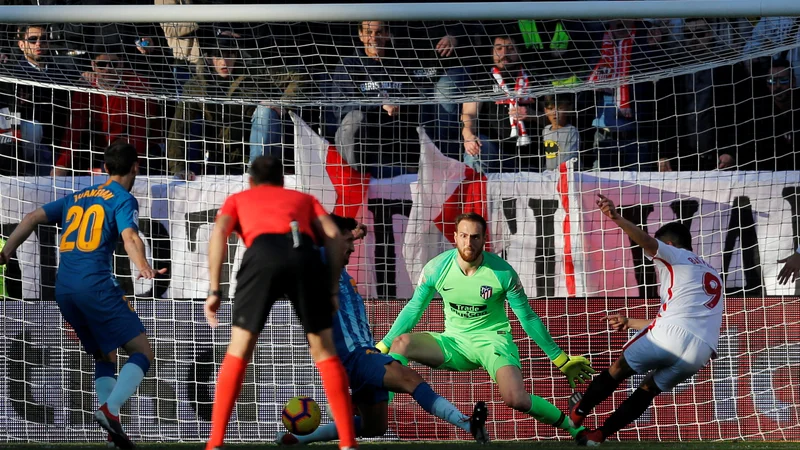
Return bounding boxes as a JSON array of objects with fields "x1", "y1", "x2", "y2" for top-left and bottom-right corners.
[{"x1": 332, "y1": 269, "x2": 375, "y2": 356}]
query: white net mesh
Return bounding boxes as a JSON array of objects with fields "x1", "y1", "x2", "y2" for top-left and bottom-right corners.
[{"x1": 0, "y1": 11, "x2": 799, "y2": 443}]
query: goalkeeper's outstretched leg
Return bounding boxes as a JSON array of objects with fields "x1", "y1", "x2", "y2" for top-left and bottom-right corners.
[
  {"x1": 494, "y1": 365, "x2": 585, "y2": 438},
  {"x1": 389, "y1": 331, "x2": 586, "y2": 439}
]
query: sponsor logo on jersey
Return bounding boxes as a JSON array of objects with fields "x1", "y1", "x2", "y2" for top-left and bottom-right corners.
[
  {"x1": 480, "y1": 285, "x2": 493, "y2": 299},
  {"x1": 448, "y1": 302, "x2": 488, "y2": 318}
]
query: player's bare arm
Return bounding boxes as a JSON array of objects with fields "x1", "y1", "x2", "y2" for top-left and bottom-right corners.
[
  {"x1": 605, "y1": 314, "x2": 651, "y2": 332},
  {"x1": 0, "y1": 207, "x2": 49, "y2": 265},
  {"x1": 597, "y1": 194, "x2": 658, "y2": 257},
  {"x1": 121, "y1": 227, "x2": 166, "y2": 280},
  {"x1": 205, "y1": 213, "x2": 235, "y2": 328}
]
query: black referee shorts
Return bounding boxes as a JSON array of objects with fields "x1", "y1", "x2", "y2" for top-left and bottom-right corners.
[{"x1": 232, "y1": 233, "x2": 333, "y2": 335}]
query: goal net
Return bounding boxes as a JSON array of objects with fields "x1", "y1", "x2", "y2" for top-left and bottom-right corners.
[{"x1": 0, "y1": 8, "x2": 799, "y2": 443}]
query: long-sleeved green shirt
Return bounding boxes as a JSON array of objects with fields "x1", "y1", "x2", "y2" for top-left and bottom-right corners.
[{"x1": 380, "y1": 249, "x2": 564, "y2": 361}]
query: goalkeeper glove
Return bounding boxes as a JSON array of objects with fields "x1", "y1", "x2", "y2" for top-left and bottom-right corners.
[
  {"x1": 553, "y1": 352, "x2": 595, "y2": 389},
  {"x1": 375, "y1": 341, "x2": 389, "y2": 354}
]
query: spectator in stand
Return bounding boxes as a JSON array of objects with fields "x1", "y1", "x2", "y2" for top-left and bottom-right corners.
[
  {"x1": 0, "y1": 24, "x2": 78, "y2": 175},
  {"x1": 639, "y1": 19, "x2": 679, "y2": 171},
  {"x1": 588, "y1": 20, "x2": 651, "y2": 171},
  {"x1": 391, "y1": 21, "x2": 476, "y2": 158},
  {"x1": 743, "y1": 17, "x2": 800, "y2": 81},
  {"x1": 541, "y1": 95, "x2": 578, "y2": 171},
  {"x1": 737, "y1": 59, "x2": 800, "y2": 171},
  {"x1": 331, "y1": 20, "x2": 418, "y2": 179},
  {"x1": 510, "y1": 19, "x2": 592, "y2": 87},
  {"x1": 53, "y1": 44, "x2": 161, "y2": 176},
  {"x1": 461, "y1": 32, "x2": 539, "y2": 174},
  {"x1": 169, "y1": 28, "x2": 297, "y2": 177},
  {"x1": 675, "y1": 18, "x2": 749, "y2": 171},
  {"x1": 156, "y1": 0, "x2": 202, "y2": 66},
  {"x1": 155, "y1": 1, "x2": 256, "y2": 96},
  {"x1": 247, "y1": 50, "x2": 302, "y2": 168}
]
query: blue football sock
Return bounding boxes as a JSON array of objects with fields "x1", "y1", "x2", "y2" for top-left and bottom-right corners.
[
  {"x1": 412, "y1": 382, "x2": 469, "y2": 431},
  {"x1": 106, "y1": 352, "x2": 150, "y2": 416},
  {"x1": 95, "y1": 360, "x2": 117, "y2": 406}
]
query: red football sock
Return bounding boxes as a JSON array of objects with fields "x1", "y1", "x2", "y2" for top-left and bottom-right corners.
[
  {"x1": 206, "y1": 353, "x2": 248, "y2": 450},
  {"x1": 316, "y1": 356, "x2": 357, "y2": 449}
]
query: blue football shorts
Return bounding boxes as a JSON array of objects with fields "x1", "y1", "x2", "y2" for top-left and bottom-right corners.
[
  {"x1": 342, "y1": 346, "x2": 396, "y2": 405},
  {"x1": 56, "y1": 284, "x2": 146, "y2": 356}
]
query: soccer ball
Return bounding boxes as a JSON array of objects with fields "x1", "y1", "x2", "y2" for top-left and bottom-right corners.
[{"x1": 282, "y1": 396, "x2": 321, "y2": 435}]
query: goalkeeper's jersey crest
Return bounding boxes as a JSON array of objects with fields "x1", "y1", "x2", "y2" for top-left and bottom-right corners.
[{"x1": 422, "y1": 249, "x2": 526, "y2": 334}]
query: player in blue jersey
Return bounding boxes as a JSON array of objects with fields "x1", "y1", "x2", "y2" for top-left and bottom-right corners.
[
  {"x1": 275, "y1": 215, "x2": 488, "y2": 446},
  {"x1": 0, "y1": 142, "x2": 165, "y2": 449}
]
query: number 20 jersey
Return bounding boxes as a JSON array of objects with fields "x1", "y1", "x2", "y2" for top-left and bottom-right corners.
[
  {"x1": 42, "y1": 180, "x2": 139, "y2": 293},
  {"x1": 646, "y1": 241, "x2": 724, "y2": 352}
]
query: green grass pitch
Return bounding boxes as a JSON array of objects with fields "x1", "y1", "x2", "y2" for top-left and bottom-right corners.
[{"x1": 0, "y1": 442, "x2": 797, "y2": 450}]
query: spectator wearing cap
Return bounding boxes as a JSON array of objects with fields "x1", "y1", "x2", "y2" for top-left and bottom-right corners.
[{"x1": 52, "y1": 44, "x2": 161, "y2": 176}]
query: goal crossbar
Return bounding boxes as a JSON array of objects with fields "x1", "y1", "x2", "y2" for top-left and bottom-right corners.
[{"x1": 2, "y1": 1, "x2": 800, "y2": 23}]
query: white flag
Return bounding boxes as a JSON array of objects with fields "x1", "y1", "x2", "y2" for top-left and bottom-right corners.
[
  {"x1": 402, "y1": 127, "x2": 471, "y2": 286},
  {"x1": 290, "y1": 111, "x2": 337, "y2": 211}
]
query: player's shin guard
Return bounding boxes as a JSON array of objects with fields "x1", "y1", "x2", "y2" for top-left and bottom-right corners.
[
  {"x1": 575, "y1": 369, "x2": 621, "y2": 417},
  {"x1": 316, "y1": 356, "x2": 358, "y2": 449},
  {"x1": 206, "y1": 353, "x2": 247, "y2": 450},
  {"x1": 105, "y1": 353, "x2": 149, "y2": 416},
  {"x1": 412, "y1": 382, "x2": 470, "y2": 432},
  {"x1": 95, "y1": 361, "x2": 117, "y2": 406},
  {"x1": 527, "y1": 395, "x2": 580, "y2": 436},
  {"x1": 599, "y1": 387, "x2": 659, "y2": 439}
]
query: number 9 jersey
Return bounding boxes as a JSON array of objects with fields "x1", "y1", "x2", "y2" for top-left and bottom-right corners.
[
  {"x1": 42, "y1": 179, "x2": 139, "y2": 293},
  {"x1": 645, "y1": 240, "x2": 724, "y2": 353}
]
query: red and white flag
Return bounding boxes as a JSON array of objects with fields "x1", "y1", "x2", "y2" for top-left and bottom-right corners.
[
  {"x1": 290, "y1": 111, "x2": 370, "y2": 218},
  {"x1": 291, "y1": 112, "x2": 372, "y2": 291},
  {"x1": 403, "y1": 127, "x2": 489, "y2": 286}
]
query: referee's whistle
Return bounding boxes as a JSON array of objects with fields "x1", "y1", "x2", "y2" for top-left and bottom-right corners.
[{"x1": 290, "y1": 220, "x2": 301, "y2": 248}]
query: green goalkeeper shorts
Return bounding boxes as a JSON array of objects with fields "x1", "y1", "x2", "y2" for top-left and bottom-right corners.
[{"x1": 426, "y1": 330, "x2": 521, "y2": 382}]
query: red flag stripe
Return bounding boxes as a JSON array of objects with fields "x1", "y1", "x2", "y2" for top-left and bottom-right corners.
[
  {"x1": 557, "y1": 162, "x2": 576, "y2": 297},
  {"x1": 325, "y1": 145, "x2": 369, "y2": 218},
  {"x1": 433, "y1": 166, "x2": 491, "y2": 252}
]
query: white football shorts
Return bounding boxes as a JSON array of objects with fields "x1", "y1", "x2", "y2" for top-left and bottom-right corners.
[{"x1": 622, "y1": 323, "x2": 714, "y2": 391}]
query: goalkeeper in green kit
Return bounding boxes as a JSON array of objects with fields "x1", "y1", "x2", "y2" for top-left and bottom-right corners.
[{"x1": 376, "y1": 212, "x2": 594, "y2": 438}]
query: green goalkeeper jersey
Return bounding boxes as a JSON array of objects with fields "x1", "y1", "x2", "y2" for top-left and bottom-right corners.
[{"x1": 380, "y1": 249, "x2": 564, "y2": 361}]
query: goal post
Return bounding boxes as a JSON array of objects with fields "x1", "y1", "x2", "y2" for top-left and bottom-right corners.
[
  {"x1": 0, "y1": 2, "x2": 799, "y2": 444},
  {"x1": 2, "y1": 1, "x2": 800, "y2": 22}
]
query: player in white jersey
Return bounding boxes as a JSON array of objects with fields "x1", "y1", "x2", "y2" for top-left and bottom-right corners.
[{"x1": 569, "y1": 195, "x2": 724, "y2": 447}]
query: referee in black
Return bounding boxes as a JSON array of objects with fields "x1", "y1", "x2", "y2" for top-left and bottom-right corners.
[{"x1": 204, "y1": 156, "x2": 359, "y2": 450}]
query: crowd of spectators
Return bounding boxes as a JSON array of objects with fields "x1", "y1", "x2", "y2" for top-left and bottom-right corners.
[{"x1": 1, "y1": 7, "x2": 799, "y2": 178}]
